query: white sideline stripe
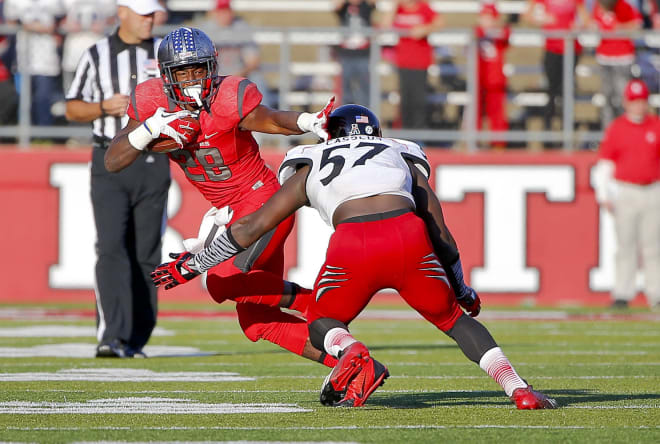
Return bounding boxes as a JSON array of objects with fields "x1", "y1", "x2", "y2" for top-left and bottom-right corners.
[
  {"x1": 0, "y1": 343, "x2": 210, "y2": 358},
  {"x1": 0, "y1": 398, "x2": 309, "y2": 415},
  {"x1": 0, "y1": 368, "x2": 254, "y2": 382},
  {"x1": 0, "y1": 325, "x2": 174, "y2": 337}
]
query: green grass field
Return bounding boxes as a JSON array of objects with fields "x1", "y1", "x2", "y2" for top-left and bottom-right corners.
[{"x1": 0, "y1": 304, "x2": 658, "y2": 444}]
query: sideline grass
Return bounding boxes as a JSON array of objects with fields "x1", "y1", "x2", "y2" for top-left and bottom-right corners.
[{"x1": 0, "y1": 307, "x2": 658, "y2": 443}]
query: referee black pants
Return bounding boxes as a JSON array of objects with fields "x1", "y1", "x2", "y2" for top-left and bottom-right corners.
[{"x1": 90, "y1": 146, "x2": 170, "y2": 350}]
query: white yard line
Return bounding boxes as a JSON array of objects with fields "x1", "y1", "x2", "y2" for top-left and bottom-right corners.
[{"x1": 0, "y1": 398, "x2": 310, "y2": 414}]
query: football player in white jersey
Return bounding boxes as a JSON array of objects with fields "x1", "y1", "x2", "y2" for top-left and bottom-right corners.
[{"x1": 152, "y1": 104, "x2": 558, "y2": 410}]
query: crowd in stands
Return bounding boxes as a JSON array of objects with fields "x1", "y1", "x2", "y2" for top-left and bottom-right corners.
[{"x1": 1, "y1": 0, "x2": 660, "y2": 148}]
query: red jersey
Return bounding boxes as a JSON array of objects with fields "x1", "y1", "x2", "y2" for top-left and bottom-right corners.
[
  {"x1": 127, "y1": 76, "x2": 277, "y2": 208},
  {"x1": 392, "y1": 1, "x2": 437, "y2": 70},
  {"x1": 476, "y1": 26, "x2": 510, "y2": 89},
  {"x1": 593, "y1": 1, "x2": 641, "y2": 63},
  {"x1": 532, "y1": 0, "x2": 583, "y2": 54},
  {"x1": 599, "y1": 114, "x2": 660, "y2": 185}
]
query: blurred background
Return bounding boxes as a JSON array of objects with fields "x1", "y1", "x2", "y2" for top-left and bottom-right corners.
[{"x1": 1, "y1": 0, "x2": 659, "y2": 150}]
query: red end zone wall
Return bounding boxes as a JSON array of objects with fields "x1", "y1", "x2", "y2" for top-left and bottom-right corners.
[{"x1": 0, "y1": 147, "x2": 635, "y2": 306}]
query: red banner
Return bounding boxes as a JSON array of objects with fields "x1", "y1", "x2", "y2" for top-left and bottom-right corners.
[{"x1": 0, "y1": 147, "x2": 640, "y2": 306}]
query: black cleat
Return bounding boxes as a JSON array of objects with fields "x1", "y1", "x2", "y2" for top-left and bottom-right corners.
[{"x1": 95, "y1": 339, "x2": 133, "y2": 358}]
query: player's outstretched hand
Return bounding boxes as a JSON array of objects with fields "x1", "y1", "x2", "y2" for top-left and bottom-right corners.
[
  {"x1": 297, "y1": 96, "x2": 335, "y2": 141},
  {"x1": 151, "y1": 252, "x2": 201, "y2": 290},
  {"x1": 457, "y1": 286, "x2": 481, "y2": 317}
]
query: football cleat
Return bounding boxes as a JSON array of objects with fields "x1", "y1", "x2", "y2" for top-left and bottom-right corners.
[
  {"x1": 319, "y1": 369, "x2": 342, "y2": 406},
  {"x1": 335, "y1": 355, "x2": 389, "y2": 407},
  {"x1": 319, "y1": 342, "x2": 369, "y2": 406},
  {"x1": 511, "y1": 385, "x2": 558, "y2": 409}
]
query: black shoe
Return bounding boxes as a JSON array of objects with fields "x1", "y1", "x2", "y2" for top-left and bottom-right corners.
[
  {"x1": 131, "y1": 348, "x2": 147, "y2": 358},
  {"x1": 96, "y1": 339, "x2": 133, "y2": 358},
  {"x1": 611, "y1": 299, "x2": 629, "y2": 309}
]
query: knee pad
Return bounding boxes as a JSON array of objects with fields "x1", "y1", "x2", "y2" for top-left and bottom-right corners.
[{"x1": 309, "y1": 317, "x2": 348, "y2": 351}]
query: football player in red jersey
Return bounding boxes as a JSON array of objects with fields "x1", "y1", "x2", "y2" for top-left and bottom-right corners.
[{"x1": 106, "y1": 27, "x2": 337, "y2": 367}]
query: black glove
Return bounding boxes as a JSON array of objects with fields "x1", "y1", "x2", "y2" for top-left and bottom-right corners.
[
  {"x1": 151, "y1": 252, "x2": 201, "y2": 290},
  {"x1": 449, "y1": 257, "x2": 481, "y2": 317}
]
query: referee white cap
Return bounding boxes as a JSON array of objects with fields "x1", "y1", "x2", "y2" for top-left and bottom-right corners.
[{"x1": 117, "y1": 0, "x2": 166, "y2": 15}]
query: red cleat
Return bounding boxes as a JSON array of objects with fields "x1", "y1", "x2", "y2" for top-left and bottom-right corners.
[
  {"x1": 319, "y1": 342, "x2": 369, "y2": 406},
  {"x1": 335, "y1": 355, "x2": 389, "y2": 407},
  {"x1": 511, "y1": 385, "x2": 558, "y2": 409}
]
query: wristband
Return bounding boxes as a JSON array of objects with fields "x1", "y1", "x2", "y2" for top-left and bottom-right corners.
[
  {"x1": 450, "y1": 258, "x2": 469, "y2": 299},
  {"x1": 127, "y1": 122, "x2": 154, "y2": 151},
  {"x1": 296, "y1": 112, "x2": 314, "y2": 132}
]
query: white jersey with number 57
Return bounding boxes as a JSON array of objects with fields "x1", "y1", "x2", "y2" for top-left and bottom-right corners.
[{"x1": 278, "y1": 135, "x2": 431, "y2": 226}]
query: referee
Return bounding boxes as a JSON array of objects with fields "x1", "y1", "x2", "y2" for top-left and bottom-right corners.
[{"x1": 65, "y1": 0, "x2": 169, "y2": 358}]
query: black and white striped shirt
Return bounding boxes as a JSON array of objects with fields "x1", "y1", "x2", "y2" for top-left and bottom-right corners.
[{"x1": 66, "y1": 31, "x2": 161, "y2": 141}]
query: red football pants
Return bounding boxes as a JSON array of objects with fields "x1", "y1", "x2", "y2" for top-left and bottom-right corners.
[
  {"x1": 306, "y1": 212, "x2": 464, "y2": 332},
  {"x1": 205, "y1": 180, "x2": 308, "y2": 356}
]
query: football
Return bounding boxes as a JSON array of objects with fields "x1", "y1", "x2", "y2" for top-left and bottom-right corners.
[{"x1": 148, "y1": 115, "x2": 201, "y2": 153}]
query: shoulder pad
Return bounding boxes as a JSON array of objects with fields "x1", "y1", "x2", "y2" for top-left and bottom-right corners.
[
  {"x1": 278, "y1": 144, "x2": 316, "y2": 185},
  {"x1": 389, "y1": 138, "x2": 431, "y2": 179},
  {"x1": 129, "y1": 78, "x2": 170, "y2": 121}
]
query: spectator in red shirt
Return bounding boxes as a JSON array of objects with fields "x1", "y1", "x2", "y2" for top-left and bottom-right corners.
[
  {"x1": 381, "y1": 0, "x2": 443, "y2": 129},
  {"x1": 476, "y1": 3, "x2": 510, "y2": 149},
  {"x1": 592, "y1": 0, "x2": 643, "y2": 126},
  {"x1": 523, "y1": 0, "x2": 590, "y2": 145},
  {"x1": 592, "y1": 79, "x2": 660, "y2": 311}
]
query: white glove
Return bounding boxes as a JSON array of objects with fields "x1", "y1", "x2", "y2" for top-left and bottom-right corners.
[
  {"x1": 128, "y1": 107, "x2": 194, "y2": 151},
  {"x1": 296, "y1": 96, "x2": 335, "y2": 141},
  {"x1": 183, "y1": 206, "x2": 234, "y2": 254}
]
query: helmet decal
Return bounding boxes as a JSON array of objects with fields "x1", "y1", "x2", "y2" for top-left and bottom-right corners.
[{"x1": 327, "y1": 104, "x2": 382, "y2": 140}]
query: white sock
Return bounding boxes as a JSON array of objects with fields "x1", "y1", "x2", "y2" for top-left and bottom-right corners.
[
  {"x1": 479, "y1": 347, "x2": 528, "y2": 397},
  {"x1": 323, "y1": 327, "x2": 357, "y2": 358}
]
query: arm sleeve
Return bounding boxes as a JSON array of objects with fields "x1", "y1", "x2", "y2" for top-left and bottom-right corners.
[{"x1": 65, "y1": 50, "x2": 95, "y2": 101}]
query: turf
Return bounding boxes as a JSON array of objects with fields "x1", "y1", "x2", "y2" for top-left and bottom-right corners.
[{"x1": 0, "y1": 306, "x2": 658, "y2": 444}]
